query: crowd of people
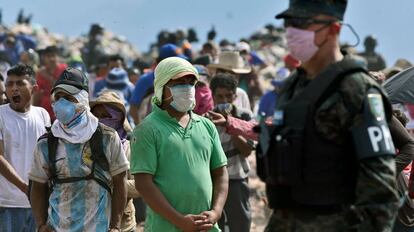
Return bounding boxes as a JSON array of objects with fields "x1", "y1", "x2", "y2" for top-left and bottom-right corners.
[{"x1": 1, "y1": 1, "x2": 414, "y2": 232}]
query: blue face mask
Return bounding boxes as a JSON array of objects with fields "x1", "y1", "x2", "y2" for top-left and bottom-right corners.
[{"x1": 52, "y1": 98, "x2": 85, "y2": 128}]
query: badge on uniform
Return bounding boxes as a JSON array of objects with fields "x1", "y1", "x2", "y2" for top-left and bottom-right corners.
[
  {"x1": 352, "y1": 91, "x2": 396, "y2": 159},
  {"x1": 367, "y1": 93, "x2": 385, "y2": 121},
  {"x1": 273, "y1": 110, "x2": 284, "y2": 126}
]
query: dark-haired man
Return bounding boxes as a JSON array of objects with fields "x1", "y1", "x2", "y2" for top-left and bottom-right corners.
[
  {"x1": 34, "y1": 45, "x2": 67, "y2": 121},
  {"x1": 108, "y1": 54, "x2": 126, "y2": 70},
  {"x1": 131, "y1": 57, "x2": 228, "y2": 232},
  {"x1": 210, "y1": 73, "x2": 253, "y2": 232},
  {"x1": 207, "y1": 51, "x2": 252, "y2": 111},
  {"x1": 0, "y1": 64, "x2": 50, "y2": 232}
]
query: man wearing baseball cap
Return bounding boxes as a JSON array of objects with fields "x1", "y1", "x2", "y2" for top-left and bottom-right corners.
[
  {"x1": 130, "y1": 57, "x2": 228, "y2": 232},
  {"x1": 260, "y1": 0, "x2": 399, "y2": 231},
  {"x1": 29, "y1": 68, "x2": 129, "y2": 232}
]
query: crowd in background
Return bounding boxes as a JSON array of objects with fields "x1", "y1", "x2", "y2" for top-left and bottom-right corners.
[
  {"x1": 0, "y1": 7, "x2": 414, "y2": 232},
  {"x1": 1, "y1": 9, "x2": 412, "y2": 121}
]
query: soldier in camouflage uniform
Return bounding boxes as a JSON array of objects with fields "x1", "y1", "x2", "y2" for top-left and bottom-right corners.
[{"x1": 260, "y1": 0, "x2": 400, "y2": 231}]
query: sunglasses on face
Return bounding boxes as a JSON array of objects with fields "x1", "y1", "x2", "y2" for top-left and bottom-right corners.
[{"x1": 284, "y1": 18, "x2": 336, "y2": 29}]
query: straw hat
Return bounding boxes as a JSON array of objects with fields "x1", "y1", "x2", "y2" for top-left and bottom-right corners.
[{"x1": 207, "y1": 51, "x2": 251, "y2": 74}]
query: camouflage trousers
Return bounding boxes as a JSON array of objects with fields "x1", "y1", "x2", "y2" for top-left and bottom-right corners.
[{"x1": 264, "y1": 209, "x2": 353, "y2": 232}]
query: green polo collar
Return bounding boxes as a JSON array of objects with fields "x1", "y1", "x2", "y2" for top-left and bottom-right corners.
[{"x1": 152, "y1": 104, "x2": 201, "y2": 123}]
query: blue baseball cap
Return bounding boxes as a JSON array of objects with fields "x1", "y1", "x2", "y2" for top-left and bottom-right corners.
[{"x1": 158, "y1": 43, "x2": 188, "y2": 61}]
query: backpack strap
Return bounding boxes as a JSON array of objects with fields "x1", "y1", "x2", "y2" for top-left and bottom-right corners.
[
  {"x1": 47, "y1": 124, "x2": 112, "y2": 194},
  {"x1": 88, "y1": 123, "x2": 112, "y2": 193},
  {"x1": 89, "y1": 124, "x2": 109, "y2": 172},
  {"x1": 47, "y1": 131, "x2": 59, "y2": 182}
]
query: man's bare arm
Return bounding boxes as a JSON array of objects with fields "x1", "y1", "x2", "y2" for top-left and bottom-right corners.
[
  {"x1": 30, "y1": 181, "x2": 49, "y2": 228},
  {"x1": 231, "y1": 136, "x2": 253, "y2": 158},
  {"x1": 202, "y1": 166, "x2": 228, "y2": 224},
  {"x1": 110, "y1": 171, "x2": 127, "y2": 230},
  {"x1": 0, "y1": 140, "x2": 28, "y2": 195}
]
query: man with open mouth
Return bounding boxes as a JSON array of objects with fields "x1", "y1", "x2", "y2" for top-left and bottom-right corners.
[{"x1": 0, "y1": 64, "x2": 51, "y2": 232}]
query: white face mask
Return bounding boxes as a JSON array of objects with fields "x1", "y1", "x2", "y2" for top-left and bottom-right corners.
[
  {"x1": 167, "y1": 84, "x2": 196, "y2": 112},
  {"x1": 286, "y1": 27, "x2": 319, "y2": 63}
]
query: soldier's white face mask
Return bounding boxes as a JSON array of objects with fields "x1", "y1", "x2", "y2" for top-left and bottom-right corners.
[{"x1": 286, "y1": 27, "x2": 319, "y2": 63}]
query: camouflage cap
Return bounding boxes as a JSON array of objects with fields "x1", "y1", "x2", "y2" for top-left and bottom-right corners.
[{"x1": 275, "y1": 0, "x2": 347, "y2": 20}]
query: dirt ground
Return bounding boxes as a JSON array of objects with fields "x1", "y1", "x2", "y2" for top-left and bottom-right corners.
[{"x1": 248, "y1": 154, "x2": 272, "y2": 232}]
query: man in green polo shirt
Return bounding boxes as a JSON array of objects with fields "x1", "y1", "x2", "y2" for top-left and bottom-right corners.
[{"x1": 131, "y1": 57, "x2": 228, "y2": 232}]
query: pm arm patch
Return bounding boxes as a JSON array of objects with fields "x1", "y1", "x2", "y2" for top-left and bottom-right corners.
[{"x1": 351, "y1": 89, "x2": 396, "y2": 160}]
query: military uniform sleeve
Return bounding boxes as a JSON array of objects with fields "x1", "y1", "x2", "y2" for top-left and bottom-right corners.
[
  {"x1": 354, "y1": 156, "x2": 399, "y2": 231},
  {"x1": 316, "y1": 72, "x2": 399, "y2": 231},
  {"x1": 28, "y1": 141, "x2": 50, "y2": 183},
  {"x1": 343, "y1": 74, "x2": 399, "y2": 231},
  {"x1": 130, "y1": 123, "x2": 158, "y2": 175}
]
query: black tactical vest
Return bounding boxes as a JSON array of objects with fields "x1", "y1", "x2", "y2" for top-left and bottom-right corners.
[
  {"x1": 281, "y1": 78, "x2": 357, "y2": 206},
  {"x1": 262, "y1": 57, "x2": 384, "y2": 210}
]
